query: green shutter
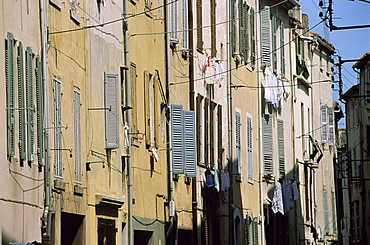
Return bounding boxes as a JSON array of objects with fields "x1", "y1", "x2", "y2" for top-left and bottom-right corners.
[
  {"x1": 262, "y1": 116, "x2": 273, "y2": 175},
  {"x1": 235, "y1": 111, "x2": 241, "y2": 175},
  {"x1": 53, "y1": 76, "x2": 63, "y2": 177},
  {"x1": 104, "y1": 72, "x2": 119, "y2": 149},
  {"x1": 74, "y1": 87, "x2": 82, "y2": 183},
  {"x1": 278, "y1": 120, "x2": 285, "y2": 178},
  {"x1": 260, "y1": 6, "x2": 271, "y2": 67},
  {"x1": 36, "y1": 56, "x2": 44, "y2": 168},
  {"x1": 26, "y1": 47, "x2": 35, "y2": 163},
  {"x1": 6, "y1": 32, "x2": 15, "y2": 156},
  {"x1": 323, "y1": 189, "x2": 330, "y2": 234},
  {"x1": 247, "y1": 116, "x2": 253, "y2": 180},
  {"x1": 184, "y1": 110, "x2": 196, "y2": 177},
  {"x1": 171, "y1": 104, "x2": 184, "y2": 174},
  {"x1": 18, "y1": 43, "x2": 26, "y2": 162}
]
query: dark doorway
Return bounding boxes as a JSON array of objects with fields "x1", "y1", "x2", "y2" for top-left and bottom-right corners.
[
  {"x1": 61, "y1": 212, "x2": 84, "y2": 245},
  {"x1": 134, "y1": 230, "x2": 153, "y2": 244},
  {"x1": 98, "y1": 218, "x2": 116, "y2": 245}
]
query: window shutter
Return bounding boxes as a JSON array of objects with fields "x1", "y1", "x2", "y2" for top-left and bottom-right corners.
[
  {"x1": 247, "y1": 116, "x2": 253, "y2": 180},
  {"x1": 18, "y1": 43, "x2": 26, "y2": 162},
  {"x1": 245, "y1": 216, "x2": 251, "y2": 245},
  {"x1": 210, "y1": 102, "x2": 215, "y2": 167},
  {"x1": 204, "y1": 98, "x2": 209, "y2": 164},
  {"x1": 331, "y1": 191, "x2": 337, "y2": 234},
  {"x1": 196, "y1": 95, "x2": 202, "y2": 163},
  {"x1": 196, "y1": 0, "x2": 203, "y2": 51},
  {"x1": 26, "y1": 47, "x2": 35, "y2": 163},
  {"x1": 182, "y1": 0, "x2": 189, "y2": 50},
  {"x1": 271, "y1": 16, "x2": 277, "y2": 73},
  {"x1": 144, "y1": 71, "x2": 151, "y2": 146},
  {"x1": 6, "y1": 32, "x2": 15, "y2": 156},
  {"x1": 238, "y1": 0, "x2": 244, "y2": 59},
  {"x1": 328, "y1": 107, "x2": 335, "y2": 146},
  {"x1": 36, "y1": 56, "x2": 44, "y2": 168},
  {"x1": 211, "y1": 0, "x2": 216, "y2": 57},
  {"x1": 170, "y1": 0, "x2": 178, "y2": 41},
  {"x1": 260, "y1": 6, "x2": 271, "y2": 67},
  {"x1": 184, "y1": 110, "x2": 196, "y2": 177},
  {"x1": 321, "y1": 104, "x2": 328, "y2": 143},
  {"x1": 280, "y1": 20, "x2": 285, "y2": 76},
  {"x1": 323, "y1": 189, "x2": 330, "y2": 234},
  {"x1": 104, "y1": 72, "x2": 119, "y2": 149},
  {"x1": 171, "y1": 104, "x2": 184, "y2": 174},
  {"x1": 217, "y1": 105, "x2": 222, "y2": 168},
  {"x1": 74, "y1": 87, "x2": 82, "y2": 183},
  {"x1": 262, "y1": 116, "x2": 273, "y2": 175},
  {"x1": 253, "y1": 217, "x2": 259, "y2": 245},
  {"x1": 250, "y1": 8, "x2": 256, "y2": 68},
  {"x1": 235, "y1": 111, "x2": 241, "y2": 175},
  {"x1": 277, "y1": 120, "x2": 285, "y2": 178},
  {"x1": 53, "y1": 76, "x2": 63, "y2": 177}
]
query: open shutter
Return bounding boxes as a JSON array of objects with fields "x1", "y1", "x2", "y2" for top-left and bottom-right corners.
[
  {"x1": 184, "y1": 110, "x2": 196, "y2": 177},
  {"x1": 105, "y1": 72, "x2": 119, "y2": 149},
  {"x1": 328, "y1": 107, "x2": 335, "y2": 146},
  {"x1": 6, "y1": 32, "x2": 15, "y2": 156},
  {"x1": 235, "y1": 111, "x2": 241, "y2": 175},
  {"x1": 250, "y1": 7, "x2": 256, "y2": 68},
  {"x1": 280, "y1": 20, "x2": 285, "y2": 76},
  {"x1": 18, "y1": 43, "x2": 26, "y2": 163},
  {"x1": 36, "y1": 56, "x2": 44, "y2": 168},
  {"x1": 26, "y1": 47, "x2": 35, "y2": 163},
  {"x1": 332, "y1": 191, "x2": 337, "y2": 234},
  {"x1": 245, "y1": 216, "x2": 251, "y2": 245},
  {"x1": 238, "y1": 0, "x2": 245, "y2": 60},
  {"x1": 247, "y1": 116, "x2": 253, "y2": 180},
  {"x1": 321, "y1": 104, "x2": 328, "y2": 143},
  {"x1": 210, "y1": 0, "x2": 216, "y2": 57},
  {"x1": 262, "y1": 116, "x2": 273, "y2": 175},
  {"x1": 217, "y1": 105, "x2": 222, "y2": 168},
  {"x1": 253, "y1": 217, "x2": 259, "y2": 245},
  {"x1": 196, "y1": 0, "x2": 203, "y2": 51},
  {"x1": 182, "y1": 0, "x2": 189, "y2": 50},
  {"x1": 323, "y1": 189, "x2": 330, "y2": 234},
  {"x1": 271, "y1": 16, "x2": 277, "y2": 73},
  {"x1": 74, "y1": 87, "x2": 82, "y2": 183},
  {"x1": 170, "y1": 0, "x2": 178, "y2": 41},
  {"x1": 53, "y1": 76, "x2": 63, "y2": 177},
  {"x1": 260, "y1": 6, "x2": 271, "y2": 67},
  {"x1": 230, "y1": 0, "x2": 236, "y2": 55},
  {"x1": 171, "y1": 104, "x2": 184, "y2": 174},
  {"x1": 278, "y1": 120, "x2": 285, "y2": 178}
]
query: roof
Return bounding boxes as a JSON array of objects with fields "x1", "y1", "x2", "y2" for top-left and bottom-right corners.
[
  {"x1": 353, "y1": 51, "x2": 370, "y2": 69},
  {"x1": 310, "y1": 32, "x2": 335, "y2": 51},
  {"x1": 341, "y1": 84, "x2": 359, "y2": 100}
]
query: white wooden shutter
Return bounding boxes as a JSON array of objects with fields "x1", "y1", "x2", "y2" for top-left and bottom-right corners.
[
  {"x1": 184, "y1": 110, "x2": 196, "y2": 177},
  {"x1": 6, "y1": 32, "x2": 15, "y2": 156},
  {"x1": 328, "y1": 107, "x2": 335, "y2": 146},
  {"x1": 74, "y1": 87, "x2": 82, "y2": 183},
  {"x1": 26, "y1": 47, "x2": 35, "y2": 163},
  {"x1": 18, "y1": 43, "x2": 26, "y2": 162},
  {"x1": 171, "y1": 104, "x2": 184, "y2": 174},
  {"x1": 321, "y1": 104, "x2": 328, "y2": 143},
  {"x1": 53, "y1": 76, "x2": 63, "y2": 177},
  {"x1": 260, "y1": 6, "x2": 271, "y2": 67},
  {"x1": 170, "y1": 0, "x2": 178, "y2": 41},
  {"x1": 278, "y1": 120, "x2": 285, "y2": 178},
  {"x1": 104, "y1": 72, "x2": 119, "y2": 149},
  {"x1": 280, "y1": 20, "x2": 285, "y2": 76},
  {"x1": 271, "y1": 15, "x2": 277, "y2": 73},
  {"x1": 235, "y1": 111, "x2": 241, "y2": 175},
  {"x1": 231, "y1": 0, "x2": 236, "y2": 55},
  {"x1": 182, "y1": 0, "x2": 189, "y2": 50},
  {"x1": 247, "y1": 116, "x2": 253, "y2": 180},
  {"x1": 36, "y1": 56, "x2": 44, "y2": 168},
  {"x1": 262, "y1": 116, "x2": 273, "y2": 175}
]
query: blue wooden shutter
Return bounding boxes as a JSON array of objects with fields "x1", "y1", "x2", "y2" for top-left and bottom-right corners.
[
  {"x1": 262, "y1": 116, "x2": 273, "y2": 175},
  {"x1": 184, "y1": 110, "x2": 196, "y2": 177},
  {"x1": 36, "y1": 56, "x2": 44, "y2": 168},
  {"x1": 328, "y1": 107, "x2": 335, "y2": 146},
  {"x1": 18, "y1": 43, "x2": 26, "y2": 162},
  {"x1": 104, "y1": 72, "x2": 119, "y2": 149},
  {"x1": 321, "y1": 104, "x2": 328, "y2": 143},
  {"x1": 260, "y1": 6, "x2": 271, "y2": 67},
  {"x1": 26, "y1": 47, "x2": 35, "y2": 163},
  {"x1": 247, "y1": 116, "x2": 253, "y2": 180},
  {"x1": 235, "y1": 111, "x2": 241, "y2": 175},
  {"x1": 6, "y1": 32, "x2": 15, "y2": 156},
  {"x1": 53, "y1": 76, "x2": 63, "y2": 177},
  {"x1": 250, "y1": 8, "x2": 256, "y2": 68},
  {"x1": 277, "y1": 120, "x2": 285, "y2": 178},
  {"x1": 74, "y1": 87, "x2": 82, "y2": 183},
  {"x1": 171, "y1": 104, "x2": 184, "y2": 174}
]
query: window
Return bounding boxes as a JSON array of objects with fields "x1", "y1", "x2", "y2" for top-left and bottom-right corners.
[
  {"x1": 262, "y1": 115, "x2": 273, "y2": 175},
  {"x1": 6, "y1": 32, "x2": 15, "y2": 157},
  {"x1": 53, "y1": 76, "x2": 63, "y2": 177},
  {"x1": 236, "y1": 2, "x2": 255, "y2": 67},
  {"x1": 327, "y1": 107, "x2": 335, "y2": 146},
  {"x1": 277, "y1": 120, "x2": 285, "y2": 178},
  {"x1": 104, "y1": 72, "x2": 119, "y2": 149},
  {"x1": 171, "y1": 104, "x2": 196, "y2": 177},
  {"x1": 144, "y1": 71, "x2": 156, "y2": 148},
  {"x1": 321, "y1": 104, "x2": 328, "y2": 143},
  {"x1": 74, "y1": 87, "x2": 82, "y2": 183},
  {"x1": 247, "y1": 115, "x2": 253, "y2": 181},
  {"x1": 182, "y1": 0, "x2": 189, "y2": 50},
  {"x1": 321, "y1": 104, "x2": 335, "y2": 145},
  {"x1": 98, "y1": 218, "x2": 116, "y2": 245},
  {"x1": 169, "y1": 0, "x2": 178, "y2": 43},
  {"x1": 272, "y1": 16, "x2": 285, "y2": 75},
  {"x1": 235, "y1": 110, "x2": 241, "y2": 176}
]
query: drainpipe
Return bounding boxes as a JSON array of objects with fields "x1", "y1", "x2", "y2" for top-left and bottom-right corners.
[
  {"x1": 40, "y1": 0, "x2": 52, "y2": 243},
  {"x1": 123, "y1": 0, "x2": 132, "y2": 244}
]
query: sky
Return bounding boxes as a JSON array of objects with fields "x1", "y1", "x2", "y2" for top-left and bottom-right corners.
[{"x1": 300, "y1": 0, "x2": 370, "y2": 128}]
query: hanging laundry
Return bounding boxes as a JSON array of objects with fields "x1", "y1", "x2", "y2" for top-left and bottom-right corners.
[
  {"x1": 214, "y1": 166, "x2": 220, "y2": 192},
  {"x1": 220, "y1": 171, "x2": 230, "y2": 191},
  {"x1": 292, "y1": 181, "x2": 299, "y2": 200},
  {"x1": 205, "y1": 168, "x2": 215, "y2": 187},
  {"x1": 264, "y1": 67, "x2": 279, "y2": 107},
  {"x1": 271, "y1": 180, "x2": 284, "y2": 215},
  {"x1": 282, "y1": 180, "x2": 294, "y2": 213},
  {"x1": 212, "y1": 60, "x2": 224, "y2": 88}
]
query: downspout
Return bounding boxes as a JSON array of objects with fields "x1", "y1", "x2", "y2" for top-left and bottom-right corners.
[
  {"x1": 40, "y1": 0, "x2": 52, "y2": 243},
  {"x1": 123, "y1": 0, "x2": 132, "y2": 244}
]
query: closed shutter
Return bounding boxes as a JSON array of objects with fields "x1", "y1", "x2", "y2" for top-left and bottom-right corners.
[
  {"x1": 260, "y1": 6, "x2": 271, "y2": 67},
  {"x1": 210, "y1": 102, "x2": 215, "y2": 167},
  {"x1": 262, "y1": 116, "x2": 273, "y2": 175},
  {"x1": 211, "y1": 0, "x2": 216, "y2": 57},
  {"x1": 196, "y1": 95, "x2": 202, "y2": 163},
  {"x1": 196, "y1": 0, "x2": 203, "y2": 51},
  {"x1": 104, "y1": 72, "x2": 119, "y2": 149},
  {"x1": 18, "y1": 43, "x2": 26, "y2": 163},
  {"x1": 182, "y1": 0, "x2": 189, "y2": 50},
  {"x1": 332, "y1": 191, "x2": 337, "y2": 234},
  {"x1": 74, "y1": 87, "x2": 82, "y2": 183},
  {"x1": 171, "y1": 104, "x2": 184, "y2": 174},
  {"x1": 271, "y1": 16, "x2": 277, "y2": 73},
  {"x1": 323, "y1": 189, "x2": 330, "y2": 234},
  {"x1": 253, "y1": 217, "x2": 259, "y2": 245},
  {"x1": 26, "y1": 47, "x2": 35, "y2": 163},
  {"x1": 184, "y1": 110, "x2": 196, "y2": 177},
  {"x1": 6, "y1": 32, "x2": 15, "y2": 156},
  {"x1": 36, "y1": 56, "x2": 44, "y2": 168},
  {"x1": 53, "y1": 76, "x2": 63, "y2": 177},
  {"x1": 321, "y1": 104, "x2": 328, "y2": 143},
  {"x1": 328, "y1": 107, "x2": 335, "y2": 146},
  {"x1": 250, "y1": 8, "x2": 256, "y2": 68},
  {"x1": 230, "y1": 0, "x2": 236, "y2": 55},
  {"x1": 245, "y1": 216, "x2": 251, "y2": 245},
  {"x1": 235, "y1": 111, "x2": 241, "y2": 175},
  {"x1": 278, "y1": 120, "x2": 285, "y2": 178},
  {"x1": 280, "y1": 20, "x2": 285, "y2": 76},
  {"x1": 247, "y1": 116, "x2": 253, "y2": 180},
  {"x1": 217, "y1": 105, "x2": 222, "y2": 168},
  {"x1": 204, "y1": 98, "x2": 209, "y2": 164}
]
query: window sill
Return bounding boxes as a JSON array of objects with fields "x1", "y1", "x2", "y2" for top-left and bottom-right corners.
[
  {"x1": 70, "y1": 11, "x2": 81, "y2": 25},
  {"x1": 50, "y1": 0, "x2": 62, "y2": 10}
]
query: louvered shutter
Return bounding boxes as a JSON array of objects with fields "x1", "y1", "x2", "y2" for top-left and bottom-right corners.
[
  {"x1": 271, "y1": 16, "x2": 277, "y2": 73},
  {"x1": 204, "y1": 98, "x2": 209, "y2": 164},
  {"x1": 230, "y1": 0, "x2": 236, "y2": 55},
  {"x1": 277, "y1": 120, "x2": 285, "y2": 178},
  {"x1": 144, "y1": 71, "x2": 151, "y2": 146},
  {"x1": 18, "y1": 43, "x2": 26, "y2": 162},
  {"x1": 184, "y1": 110, "x2": 196, "y2": 177},
  {"x1": 53, "y1": 76, "x2": 63, "y2": 177},
  {"x1": 235, "y1": 111, "x2": 241, "y2": 175},
  {"x1": 250, "y1": 8, "x2": 256, "y2": 68},
  {"x1": 245, "y1": 216, "x2": 251, "y2": 245},
  {"x1": 196, "y1": 95, "x2": 202, "y2": 163},
  {"x1": 239, "y1": 0, "x2": 245, "y2": 60},
  {"x1": 323, "y1": 189, "x2": 330, "y2": 234},
  {"x1": 74, "y1": 87, "x2": 82, "y2": 183},
  {"x1": 26, "y1": 47, "x2": 35, "y2": 163},
  {"x1": 217, "y1": 105, "x2": 222, "y2": 168},
  {"x1": 253, "y1": 217, "x2": 259, "y2": 245},
  {"x1": 182, "y1": 0, "x2": 189, "y2": 50},
  {"x1": 36, "y1": 56, "x2": 44, "y2": 168},
  {"x1": 6, "y1": 32, "x2": 15, "y2": 156},
  {"x1": 328, "y1": 107, "x2": 335, "y2": 146},
  {"x1": 262, "y1": 116, "x2": 273, "y2": 175},
  {"x1": 196, "y1": 0, "x2": 203, "y2": 51},
  {"x1": 104, "y1": 72, "x2": 119, "y2": 149},
  {"x1": 280, "y1": 20, "x2": 285, "y2": 76},
  {"x1": 170, "y1": 0, "x2": 178, "y2": 41},
  {"x1": 247, "y1": 116, "x2": 253, "y2": 180},
  {"x1": 332, "y1": 191, "x2": 337, "y2": 234},
  {"x1": 171, "y1": 104, "x2": 184, "y2": 174},
  {"x1": 321, "y1": 104, "x2": 328, "y2": 143},
  {"x1": 260, "y1": 6, "x2": 271, "y2": 67}
]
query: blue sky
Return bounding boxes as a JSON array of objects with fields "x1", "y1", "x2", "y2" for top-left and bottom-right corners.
[{"x1": 300, "y1": 0, "x2": 370, "y2": 128}]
